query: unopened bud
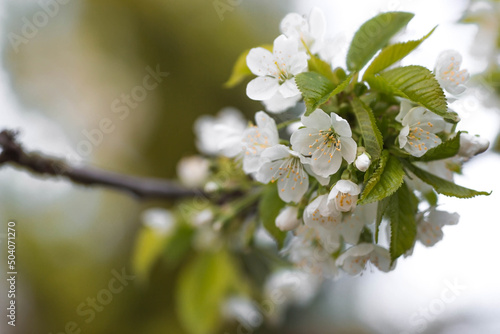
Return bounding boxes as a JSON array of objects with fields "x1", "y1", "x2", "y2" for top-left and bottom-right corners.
[
  {"x1": 355, "y1": 152, "x2": 371, "y2": 172},
  {"x1": 275, "y1": 206, "x2": 301, "y2": 231},
  {"x1": 458, "y1": 133, "x2": 489, "y2": 159}
]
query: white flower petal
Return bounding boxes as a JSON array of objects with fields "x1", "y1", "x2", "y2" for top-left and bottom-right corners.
[
  {"x1": 308, "y1": 7, "x2": 326, "y2": 42},
  {"x1": 273, "y1": 34, "x2": 299, "y2": 61},
  {"x1": 275, "y1": 206, "x2": 301, "y2": 231},
  {"x1": 301, "y1": 109, "x2": 331, "y2": 130},
  {"x1": 396, "y1": 99, "x2": 413, "y2": 123},
  {"x1": 279, "y1": 78, "x2": 301, "y2": 98},
  {"x1": 287, "y1": 52, "x2": 308, "y2": 75},
  {"x1": 370, "y1": 246, "x2": 392, "y2": 272},
  {"x1": 340, "y1": 136, "x2": 357, "y2": 164},
  {"x1": 290, "y1": 128, "x2": 319, "y2": 155},
  {"x1": 334, "y1": 180, "x2": 360, "y2": 195},
  {"x1": 398, "y1": 125, "x2": 409, "y2": 148},
  {"x1": 246, "y1": 47, "x2": 275, "y2": 76},
  {"x1": 331, "y1": 113, "x2": 352, "y2": 137},
  {"x1": 310, "y1": 144, "x2": 342, "y2": 178},
  {"x1": 263, "y1": 93, "x2": 301, "y2": 113},
  {"x1": 277, "y1": 164, "x2": 309, "y2": 203},
  {"x1": 261, "y1": 144, "x2": 292, "y2": 161},
  {"x1": 280, "y1": 13, "x2": 307, "y2": 40},
  {"x1": 247, "y1": 77, "x2": 279, "y2": 101}
]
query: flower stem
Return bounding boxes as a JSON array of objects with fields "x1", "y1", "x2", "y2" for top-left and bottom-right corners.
[{"x1": 277, "y1": 118, "x2": 300, "y2": 130}]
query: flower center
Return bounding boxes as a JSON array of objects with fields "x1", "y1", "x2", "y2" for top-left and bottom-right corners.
[
  {"x1": 336, "y1": 192, "x2": 353, "y2": 209},
  {"x1": 274, "y1": 61, "x2": 291, "y2": 84},
  {"x1": 269, "y1": 157, "x2": 305, "y2": 192},
  {"x1": 319, "y1": 128, "x2": 341, "y2": 151},
  {"x1": 440, "y1": 58, "x2": 467, "y2": 86}
]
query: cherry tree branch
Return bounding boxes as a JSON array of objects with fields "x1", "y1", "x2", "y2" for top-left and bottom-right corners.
[{"x1": 0, "y1": 129, "x2": 203, "y2": 200}]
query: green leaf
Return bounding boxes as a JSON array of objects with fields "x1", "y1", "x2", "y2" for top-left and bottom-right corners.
[
  {"x1": 224, "y1": 44, "x2": 272, "y2": 88},
  {"x1": 295, "y1": 72, "x2": 353, "y2": 115},
  {"x1": 347, "y1": 12, "x2": 414, "y2": 71},
  {"x1": 259, "y1": 184, "x2": 287, "y2": 249},
  {"x1": 412, "y1": 132, "x2": 462, "y2": 162},
  {"x1": 351, "y1": 97, "x2": 383, "y2": 160},
  {"x1": 163, "y1": 225, "x2": 194, "y2": 267},
  {"x1": 177, "y1": 250, "x2": 239, "y2": 334},
  {"x1": 359, "y1": 150, "x2": 405, "y2": 205},
  {"x1": 387, "y1": 182, "x2": 418, "y2": 263},
  {"x1": 131, "y1": 226, "x2": 169, "y2": 284},
  {"x1": 368, "y1": 65, "x2": 457, "y2": 122},
  {"x1": 403, "y1": 161, "x2": 491, "y2": 198},
  {"x1": 375, "y1": 197, "x2": 390, "y2": 243},
  {"x1": 308, "y1": 54, "x2": 337, "y2": 83},
  {"x1": 296, "y1": 72, "x2": 335, "y2": 114},
  {"x1": 363, "y1": 27, "x2": 436, "y2": 78}
]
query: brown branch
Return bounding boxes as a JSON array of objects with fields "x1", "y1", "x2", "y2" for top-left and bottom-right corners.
[{"x1": 0, "y1": 129, "x2": 203, "y2": 200}]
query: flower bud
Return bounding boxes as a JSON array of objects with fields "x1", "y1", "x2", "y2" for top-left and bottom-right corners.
[
  {"x1": 275, "y1": 206, "x2": 301, "y2": 231},
  {"x1": 177, "y1": 155, "x2": 209, "y2": 187},
  {"x1": 355, "y1": 153, "x2": 371, "y2": 172},
  {"x1": 458, "y1": 133, "x2": 489, "y2": 159},
  {"x1": 141, "y1": 208, "x2": 175, "y2": 236}
]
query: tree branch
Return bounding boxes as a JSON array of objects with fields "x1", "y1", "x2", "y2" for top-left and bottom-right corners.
[{"x1": 0, "y1": 129, "x2": 203, "y2": 200}]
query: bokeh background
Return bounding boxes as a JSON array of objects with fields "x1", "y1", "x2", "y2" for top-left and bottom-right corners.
[{"x1": 0, "y1": 0, "x2": 499, "y2": 333}]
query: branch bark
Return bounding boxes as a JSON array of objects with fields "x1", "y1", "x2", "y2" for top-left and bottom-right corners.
[{"x1": 0, "y1": 129, "x2": 203, "y2": 200}]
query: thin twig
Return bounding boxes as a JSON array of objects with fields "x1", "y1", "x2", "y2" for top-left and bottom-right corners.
[{"x1": 0, "y1": 129, "x2": 203, "y2": 200}]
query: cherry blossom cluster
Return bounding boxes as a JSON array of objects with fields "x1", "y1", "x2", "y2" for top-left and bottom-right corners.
[{"x1": 188, "y1": 8, "x2": 489, "y2": 278}]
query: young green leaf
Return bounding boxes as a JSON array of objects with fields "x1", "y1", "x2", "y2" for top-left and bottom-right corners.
[
  {"x1": 375, "y1": 196, "x2": 390, "y2": 243},
  {"x1": 131, "y1": 226, "x2": 170, "y2": 284},
  {"x1": 388, "y1": 182, "x2": 418, "y2": 263},
  {"x1": 359, "y1": 150, "x2": 405, "y2": 205},
  {"x1": 224, "y1": 44, "x2": 272, "y2": 88},
  {"x1": 177, "y1": 250, "x2": 241, "y2": 334},
  {"x1": 259, "y1": 184, "x2": 287, "y2": 249},
  {"x1": 363, "y1": 27, "x2": 436, "y2": 78},
  {"x1": 308, "y1": 54, "x2": 337, "y2": 84},
  {"x1": 295, "y1": 72, "x2": 352, "y2": 115},
  {"x1": 368, "y1": 65, "x2": 457, "y2": 122},
  {"x1": 403, "y1": 161, "x2": 491, "y2": 198},
  {"x1": 412, "y1": 132, "x2": 462, "y2": 162},
  {"x1": 351, "y1": 97, "x2": 383, "y2": 160},
  {"x1": 346, "y1": 12, "x2": 415, "y2": 71}
]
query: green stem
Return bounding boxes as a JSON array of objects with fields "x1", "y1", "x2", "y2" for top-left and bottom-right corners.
[
  {"x1": 277, "y1": 118, "x2": 300, "y2": 130},
  {"x1": 218, "y1": 188, "x2": 263, "y2": 226}
]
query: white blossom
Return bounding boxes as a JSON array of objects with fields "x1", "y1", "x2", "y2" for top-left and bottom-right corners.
[
  {"x1": 255, "y1": 145, "x2": 309, "y2": 203},
  {"x1": 303, "y1": 194, "x2": 342, "y2": 251},
  {"x1": 328, "y1": 180, "x2": 360, "y2": 213},
  {"x1": 194, "y1": 107, "x2": 246, "y2": 157},
  {"x1": 291, "y1": 109, "x2": 357, "y2": 178},
  {"x1": 355, "y1": 152, "x2": 371, "y2": 172},
  {"x1": 176, "y1": 155, "x2": 210, "y2": 187},
  {"x1": 435, "y1": 50, "x2": 469, "y2": 96},
  {"x1": 398, "y1": 107, "x2": 446, "y2": 157},
  {"x1": 275, "y1": 206, "x2": 301, "y2": 231},
  {"x1": 262, "y1": 91, "x2": 302, "y2": 114},
  {"x1": 285, "y1": 229, "x2": 339, "y2": 278},
  {"x1": 340, "y1": 203, "x2": 377, "y2": 244},
  {"x1": 222, "y1": 297, "x2": 262, "y2": 329},
  {"x1": 242, "y1": 111, "x2": 280, "y2": 174},
  {"x1": 280, "y1": 7, "x2": 326, "y2": 54},
  {"x1": 458, "y1": 133, "x2": 489, "y2": 159},
  {"x1": 141, "y1": 208, "x2": 176, "y2": 236},
  {"x1": 417, "y1": 208, "x2": 459, "y2": 247},
  {"x1": 336, "y1": 243, "x2": 392, "y2": 275},
  {"x1": 246, "y1": 35, "x2": 307, "y2": 106}
]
